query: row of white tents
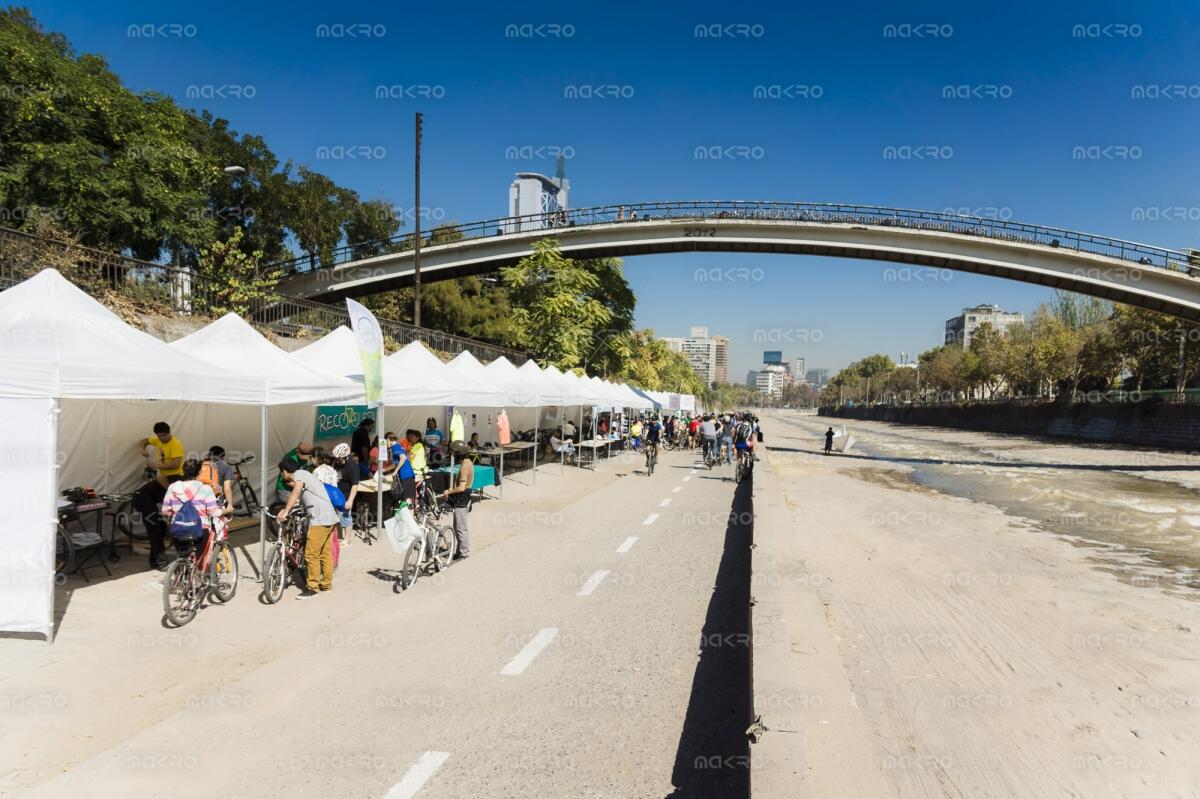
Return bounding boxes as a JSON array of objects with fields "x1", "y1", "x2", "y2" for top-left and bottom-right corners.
[{"x1": 0, "y1": 270, "x2": 698, "y2": 641}]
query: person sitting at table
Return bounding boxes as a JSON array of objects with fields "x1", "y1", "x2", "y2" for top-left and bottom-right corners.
[
  {"x1": 551, "y1": 428, "x2": 576, "y2": 464},
  {"x1": 467, "y1": 432, "x2": 481, "y2": 450},
  {"x1": 133, "y1": 421, "x2": 185, "y2": 570},
  {"x1": 424, "y1": 417, "x2": 446, "y2": 464}
]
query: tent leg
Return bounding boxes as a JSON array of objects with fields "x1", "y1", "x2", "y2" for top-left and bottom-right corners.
[
  {"x1": 377, "y1": 405, "x2": 385, "y2": 542},
  {"x1": 47, "y1": 397, "x2": 61, "y2": 644},
  {"x1": 532, "y1": 409, "x2": 538, "y2": 485},
  {"x1": 499, "y1": 449, "x2": 504, "y2": 500},
  {"x1": 259, "y1": 405, "x2": 268, "y2": 583},
  {"x1": 559, "y1": 405, "x2": 565, "y2": 475}
]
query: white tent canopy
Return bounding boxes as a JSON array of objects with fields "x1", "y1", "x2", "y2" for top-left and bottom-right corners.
[
  {"x1": 171, "y1": 313, "x2": 361, "y2": 405},
  {"x1": 0, "y1": 270, "x2": 269, "y2": 640},
  {"x1": 542, "y1": 365, "x2": 592, "y2": 406},
  {"x1": 390, "y1": 342, "x2": 505, "y2": 407},
  {"x1": 290, "y1": 325, "x2": 365, "y2": 381},
  {"x1": 517, "y1": 360, "x2": 564, "y2": 406},
  {"x1": 483, "y1": 357, "x2": 542, "y2": 407}
]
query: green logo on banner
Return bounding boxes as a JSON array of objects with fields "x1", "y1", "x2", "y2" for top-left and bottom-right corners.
[{"x1": 314, "y1": 405, "x2": 376, "y2": 440}]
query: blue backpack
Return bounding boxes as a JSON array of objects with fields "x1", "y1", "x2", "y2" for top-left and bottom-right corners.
[
  {"x1": 169, "y1": 499, "x2": 205, "y2": 540},
  {"x1": 323, "y1": 483, "x2": 348, "y2": 511}
]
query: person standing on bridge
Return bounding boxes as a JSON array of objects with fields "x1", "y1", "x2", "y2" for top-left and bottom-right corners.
[{"x1": 824, "y1": 427, "x2": 834, "y2": 456}]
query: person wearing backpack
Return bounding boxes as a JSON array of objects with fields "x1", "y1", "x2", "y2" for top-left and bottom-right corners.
[
  {"x1": 200, "y1": 446, "x2": 236, "y2": 514},
  {"x1": 160, "y1": 459, "x2": 226, "y2": 562},
  {"x1": 276, "y1": 457, "x2": 339, "y2": 598}
]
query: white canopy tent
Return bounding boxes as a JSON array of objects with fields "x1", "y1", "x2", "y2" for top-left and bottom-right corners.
[
  {"x1": 0, "y1": 270, "x2": 267, "y2": 641},
  {"x1": 390, "y1": 342, "x2": 505, "y2": 408},
  {"x1": 482, "y1": 357, "x2": 542, "y2": 407},
  {"x1": 169, "y1": 314, "x2": 365, "y2": 573}
]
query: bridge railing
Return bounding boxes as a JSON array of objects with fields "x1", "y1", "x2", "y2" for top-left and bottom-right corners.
[
  {"x1": 267, "y1": 201, "x2": 1194, "y2": 277},
  {"x1": 0, "y1": 225, "x2": 527, "y2": 364}
]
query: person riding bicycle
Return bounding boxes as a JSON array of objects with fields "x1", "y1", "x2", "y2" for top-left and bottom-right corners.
[
  {"x1": 688, "y1": 415, "x2": 701, "y2": 449},
  {"x1": 644, "y1": 416, "x2": 663, "y2": 468},
  {"x1": 160, "y1": 458, "x2": 227, "y2": 563},
  {"x1": 698, "y1": 415, "x2": 718, "y2": 461},
  {"x1": 733, "y1": 416, "x2": 754, "y2": 470},
  {"x1": 719, "y1": 415, "x2": 735, "y2": 464}
]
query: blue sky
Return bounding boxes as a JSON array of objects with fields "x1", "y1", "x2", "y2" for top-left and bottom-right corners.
[{"x1": 24, "y1": 0, "x2": 1200, "y2": 378}]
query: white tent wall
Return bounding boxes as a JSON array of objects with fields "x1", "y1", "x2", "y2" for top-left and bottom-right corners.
[
  {"x1": 57, "y1": 399, "x2": 313, "y2": 499},
  {"x1": 0, "y1": 398, "x2": 57, "y2": 638}
]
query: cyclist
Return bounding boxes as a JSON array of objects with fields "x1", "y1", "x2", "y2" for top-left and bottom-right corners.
[
  {"x1": 160, "y1": 458, "x2": 227, "y2": 568},
  {"x1": 733, "y1": 416, "x2": 754, "y2": 471},
  {"x1": 644, "y1": 415, "x2": 663, "y2": 472},
  {"x1": 719, "y1": 415, "x2": 735, "y2": 464},
  {"x1": 698, "y1": 415, "x2": 718, "y2": 462},
  {"x1": 688, "y1": 415, "x2": 701, "y2": 449}
]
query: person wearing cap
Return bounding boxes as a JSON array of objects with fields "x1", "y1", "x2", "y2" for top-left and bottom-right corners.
[
  {"x1": 439, "y1": 441, "x2": 474, "y2": 560},
  {"x1": 276, "y1": 441, "x2": 313, "y2": 503},
  {"x1": 276, "y1": 456, "x2": 338, "y2": 597}
]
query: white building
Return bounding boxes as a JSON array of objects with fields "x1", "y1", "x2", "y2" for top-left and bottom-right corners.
[
  {"x1": 712, "y1": 336, "x2": 730, "y2": 384},
  {"x1": 754, "y1": 365, "x2": 786, "y2": 399},
  {"x1": 660, "y1": 326, "x2": 725, "y2": 386},
  {"x1": 502, "y1": 171, "x2": 570, "y2": 233},
  {"x1": 789, "y1": 357, "x2": 806, "y2": 381},
  {"x1": 945, "y1": 304, "x2": 1024, "y2": 349}
]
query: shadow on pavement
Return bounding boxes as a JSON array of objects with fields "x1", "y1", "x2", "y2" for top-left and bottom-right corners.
[{"x1": 666, "y1": 475, "x2": 753, "y2": 798}]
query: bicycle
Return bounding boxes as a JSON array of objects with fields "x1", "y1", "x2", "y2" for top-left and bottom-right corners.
[
  {"x1": 394, "y1": 503, "x2": 456, "y2": 592},
  {"x1": 644, "y1": 441, "x2": 658, "y2": 476},
  {"x1": 226, "y1": 454, "x2": 259, "y2": 518},
  {"x1": 703, "y1": 439, "x2": 720, "y2": 470},
  {"x1": 162, "y1": 521, "x2": 238, "y2": 627},
  {"x1": 261, "y1": 504, "x2": 309, "y2": 603},
  {"x1": 735, "y1": 447, "x2": 753, "y2": 483}
]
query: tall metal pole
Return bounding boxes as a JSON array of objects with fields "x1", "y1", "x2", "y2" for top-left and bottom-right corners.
[{"x1": 413, "y1": 112, "x2": 423, "y2": 327}]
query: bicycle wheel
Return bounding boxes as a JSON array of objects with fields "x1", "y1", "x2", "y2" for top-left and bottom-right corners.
[
  {"x1": 210, "y1": 540, "x2": 239, "y2": 603},
  {"x1": 263, "y1": 545, "x2": 285, "y2": 604},
  {"x1": 240, "y1": 480, "x2": 259, "y2": 515},
  {"x1": 432, "y1": 524, "x2": 455, "y2": 570},
  {"x1": 162, "y1": 557, "x2": 199, "y2": 627},
  {"x1": 395, "y1": 537, "x2": 422, "y2": 591}
]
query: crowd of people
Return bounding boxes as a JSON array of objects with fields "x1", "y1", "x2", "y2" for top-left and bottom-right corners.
[{"x1": 129, "y1": 409, "x2": 761, "y2": 601}]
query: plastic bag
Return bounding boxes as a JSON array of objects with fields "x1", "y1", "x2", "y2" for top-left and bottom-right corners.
[{"x1": 385, "y1": 502, "x2": 423, "y2": 554}]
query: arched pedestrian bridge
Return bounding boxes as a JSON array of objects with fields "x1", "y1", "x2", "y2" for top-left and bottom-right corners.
[{"x1": 272, "y1": 201, "x2": 1200, "y2": 321}]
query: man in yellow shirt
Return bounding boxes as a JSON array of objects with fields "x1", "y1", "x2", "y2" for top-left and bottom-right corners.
[{"x1": 133, "y1": 421, "x2": 184, "y2": 570}]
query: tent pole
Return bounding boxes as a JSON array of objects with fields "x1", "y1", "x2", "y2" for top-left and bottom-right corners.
[
  {"x1": 532, "y1": 407, "x2": 538, "y2": 485},
  {"x1": 259, "y1": 405, "x2": 268, "y2": 583},
  {"x1": 377, "y1": 405, "x2": 385, "y2": 542},
  {"x1": 559, "y1": 405, "x2": 565, "y2": 475},
  {"x1": 47, "y1": 397, "x2": 61, "y2": 644}
]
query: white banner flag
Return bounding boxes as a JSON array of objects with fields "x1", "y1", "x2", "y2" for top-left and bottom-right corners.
[{"x1": 346, "y1": 298, "x2": 384, "y2": 407}]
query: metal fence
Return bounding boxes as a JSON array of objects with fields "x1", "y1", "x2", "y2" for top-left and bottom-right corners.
[
  {"x1": 0, "y1": 225, "x2": 527, "y2": 364},
  {"x1": 837, "y1": 388, "x2": 1200, "y2": 409},
  {"x1": 266, "y1": 200, "x2": 1195, "y2": 276}
]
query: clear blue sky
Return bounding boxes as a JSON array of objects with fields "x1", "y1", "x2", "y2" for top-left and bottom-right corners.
[{"x1": 25, "y1": 0, "x2": 1200, "y2": 379}]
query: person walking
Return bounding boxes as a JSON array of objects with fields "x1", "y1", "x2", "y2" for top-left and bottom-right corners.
[
  {"x1": 276, "y1": 457, "x2": 339, "y2": 598},
  {"x1": 440, "y1": 441, "x2": 474, "y2": 560},
  {"x1": 824, "y1": 427, "x2": 835, "y2": 456}
]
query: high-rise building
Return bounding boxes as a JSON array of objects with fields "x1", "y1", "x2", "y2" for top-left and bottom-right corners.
[
  {"x1": 945, "y1": 304, "x2": 1024, "y2": 348},
  {"x1": 754, "y1": 365, "x2": 786, "y2": 399},
  {"x1": 806, "y1": 368, "x2": 829, "y2": 387},
  {"x1": 712, "y1": 336, "x2": 730, "y2": 383},
  {"x1": 659, "y1": 326, "x2": 727, "y2": 386},
  {"x1": 790, "y1": 357, "x2": 806, "y2": 380},
  {"x1": 501, "y1": 169, "x2": 570, "y2": 233}
]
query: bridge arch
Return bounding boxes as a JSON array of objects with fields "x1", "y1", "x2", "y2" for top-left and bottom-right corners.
[{"x1": 273, "y1": 202, "x2": 1200, "y2": 321}]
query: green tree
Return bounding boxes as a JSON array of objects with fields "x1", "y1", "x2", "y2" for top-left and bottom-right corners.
[
  {"x1": 968, "y1": 323, "x2": 1007, "y2": 398},
  {"x1": 195, "y1": 226, "x2": 276, "y2": 316},
  {"x1": 284, "y1": 167, "x2": 354, "y2": 268},
  {"x1": 500, "y1": 239, "x2": 614, "y2": 369},
  {"x1": 343, "y1": 198, "x2": 402, "y2": 260}
]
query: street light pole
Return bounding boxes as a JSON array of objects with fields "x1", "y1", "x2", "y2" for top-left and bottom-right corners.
[{"x1": 413, "y1": 112, "x2": 423, "y2": 327}]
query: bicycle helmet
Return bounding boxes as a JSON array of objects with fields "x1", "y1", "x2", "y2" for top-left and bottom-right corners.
[{"x1": 332, "y1": 443, "x2": 351, "y2": 459}]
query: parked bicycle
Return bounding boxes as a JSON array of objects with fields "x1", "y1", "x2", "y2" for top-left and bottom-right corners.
[
  {"x1": 261, "y1": 504, "x2": 309, "y2": 603},
  {"x1": 226, "y1": 454, "x2": 260, "y2": 518},
  {"x1": 162, "y1": 523, "x2": 238, "y2": 627},
  {"x1": 394, "y1": 502, "x2": 456, "y2": 592}
]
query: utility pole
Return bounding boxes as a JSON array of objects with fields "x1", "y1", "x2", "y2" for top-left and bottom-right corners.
[{"x1": 413, "y1": 112, "x2": 423, "y2": 327}]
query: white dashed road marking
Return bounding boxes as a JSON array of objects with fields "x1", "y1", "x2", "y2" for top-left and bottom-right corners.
[
  {"x1": 672, "y1": 486, "x2": 681, "y2": 493},
  {"x1": 616, "y1": 536, "x2": 638, "y2": 553},
  {"x1": 577, "y1": 570, "x2": 610, "y2": 597},
  {"x1": 385, "y1": 751, "x2": 451, "y2": 799},
  {"x1": 643, "y1": 513, "x2": 660, "y2": 525},
  {"x1": 682, "y1": 476, "x2": 691, "y2": 482},
  {"x1": 659, "y1": 498, "x2": 671, "y2": 507},
  {"x1": 500, "y1": 628, "x2": 559, "y2": 676}
]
